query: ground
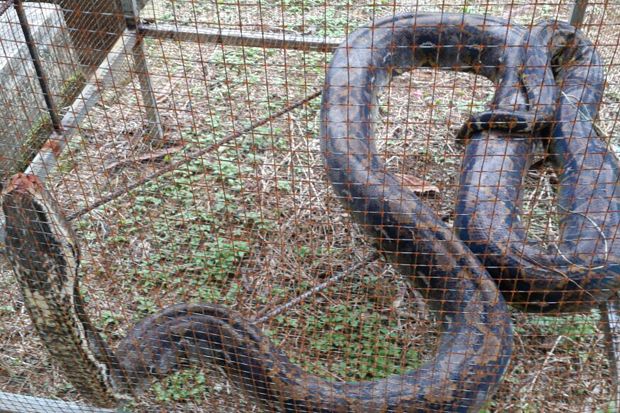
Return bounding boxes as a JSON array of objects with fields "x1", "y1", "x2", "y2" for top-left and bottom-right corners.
[{"x1": 0, "y1": 0, "x2": 619, "y2": 412}]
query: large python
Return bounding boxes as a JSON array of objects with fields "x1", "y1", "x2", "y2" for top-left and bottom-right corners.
[
  {"x1": 455, "y1": 20, "x2": 620, "y2": 312},
  {"x1": 317, "y1": 11, "x2": 549, "y2": 409},
  {"x1": 2, "y1": 12, "x2": 592, "y2": 413},
  {"x1": 4, "y1": 150, "x2": 508, "y2": 408}
]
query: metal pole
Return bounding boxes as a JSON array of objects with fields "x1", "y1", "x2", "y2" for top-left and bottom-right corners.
[
  {"x1": 601, "y1": 296, "x2": 620, "y2": 410},
  {"x1": 131, "y1": 38, "x2": 164, "y2": 140},
  {"x1": 138, "y1": 22, "x2": 341, "y2": 52},
  {"x1": 0, "y1": 0, "x2": 14, "y2": 17},
  {"x1": 13, "y1": 0, "x2": 62, "y2": 131},
  {"x1": 567, "y1": 2, "x2": 620, "y2": 409},
  {"x1": 121, "y1": 0, "x2": 164, "y2": 141},
  {"x1": 120, "y1": 0, "x2": 139, "y2": 29},
  {"x1": 22, "y1": 31, "x2": 138, "y2": 182},
  {"x1": 570, "y1": 0, "x2": 588, "y2": 28},
  {"x1": 0, "y1": 31, "x2": 138, "y2": 246}
]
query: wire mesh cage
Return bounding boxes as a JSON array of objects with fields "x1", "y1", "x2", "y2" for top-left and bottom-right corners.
[{"x1": 0, "y1": 0, "x2": 619, "y2": 412}]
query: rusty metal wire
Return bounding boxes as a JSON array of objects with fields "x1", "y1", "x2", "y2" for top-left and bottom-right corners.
[{"x1": 0, "y1": 1, "x2": 619, "y2": 412}]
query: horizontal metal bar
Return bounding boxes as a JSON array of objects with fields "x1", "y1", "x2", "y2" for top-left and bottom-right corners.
[
  {"x1": 138, "y1": 22, "x2": 342, "y2": 52},
  {"x1": 0, "y1": 390, "x2": 120, "y2": 413}
]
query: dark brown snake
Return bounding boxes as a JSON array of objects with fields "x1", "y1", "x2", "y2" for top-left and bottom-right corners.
[
  {"x1": 4, "y1": 171, "x2": 509, "y2": 412},
  {"x1": 455, "y1": 20, "x2": 620, "y2": 312},
  {"x1": 2, "y1": 12, "x2": 614, "y2": 413}
]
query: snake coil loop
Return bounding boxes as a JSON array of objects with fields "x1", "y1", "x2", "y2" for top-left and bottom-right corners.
[{"x1": 455, "y1": 21, "x2": 620, "y2": 312}]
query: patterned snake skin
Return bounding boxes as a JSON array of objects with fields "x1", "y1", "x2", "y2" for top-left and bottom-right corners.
[
  {"x1": 455, "y1": 20, "x2": 620, "y2": 312},
  {"x1": 11, "y1": 173, "x2": 454, "y2": 410},
  {"x1": 317, "y1": 11, "x2": 553, "y2": 411},
  {"x1": 2, "y1": 12, "x2": 609, "y2": 413}
]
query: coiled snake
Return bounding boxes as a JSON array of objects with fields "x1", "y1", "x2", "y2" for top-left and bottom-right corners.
[
  {"x1": 2, "y1": 12, "x2": 614, "y2": 413},
  {"x1": 455, "y1": 20, "x2": 620, "y2": 312}
]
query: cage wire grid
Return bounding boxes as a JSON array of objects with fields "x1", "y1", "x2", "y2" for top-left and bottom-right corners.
[{"x1": 0, "y1": 0, "x2": 619, "y2": 412}]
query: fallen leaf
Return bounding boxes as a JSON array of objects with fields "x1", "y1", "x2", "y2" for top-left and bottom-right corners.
[
  {"x1": 394, "y1": 173, "x2": 440, "y2": 197},
  {"x1": 103, "y1": 144, "x2": 186, "y2": 173}
]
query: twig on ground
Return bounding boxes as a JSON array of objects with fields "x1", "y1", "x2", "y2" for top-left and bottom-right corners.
[
  {"x1": 253, "y1": 252, "x2": 379, "y2": 325},
  {"x1": 67, "y1": 89, "x2": 323, "y2": 221}
]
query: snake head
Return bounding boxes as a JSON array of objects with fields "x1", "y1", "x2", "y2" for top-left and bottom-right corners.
[{"x1": 2, "y1": 173, "x2": 80, "y2": 295}]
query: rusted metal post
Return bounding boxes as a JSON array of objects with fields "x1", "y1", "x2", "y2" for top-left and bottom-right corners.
[
  {"x1": 0, "y1": 0, "x2": 14, "y2": 16},
  {"x1": 13, "y1": 0, "x2": 62, "y2": 131},
  {"x1": 567, "y1": 4, "x2": 619, "y2": 408},
  {"x1": 121, "y1": 0, "x2": 163, "y2": 141},
  {"x1": 570, "y1": 0, "x2": 588, "y2": 28},
  {"x1": 0, "y1": 29, "x2": 137, "y2": 258},
  {"x1": 601, "y1": 295, "x2": 620, "y2": 411}
]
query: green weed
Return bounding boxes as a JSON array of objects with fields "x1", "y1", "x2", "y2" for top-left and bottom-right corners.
[
  {"x1": 284, "y1": 302, "x2": 422, "y2": 380},
  {"x1": 152, "y1": 369, "x2": 208, "y2": 402}
]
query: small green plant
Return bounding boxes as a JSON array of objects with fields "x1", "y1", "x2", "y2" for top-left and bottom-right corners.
[
  {"x1": 595, "y1": 402, "x2": 617, "y2": 413},
  {"x1": 517, "y1": 310, "x2": 600, "y2": 338},
  {"x1": 136, "y1": 297, "x2": 158, "y2": 316},
  {"x1": 0, "y1": 305, "x2": 15, "y2": 315},
  {"x1": 290, "y1": 303, "x2": 422, "y2": 380},
  {"x1": 99, "y1": 310, "x2": 121, "y2": 329},
  {"x1": 152, "y1": 368, "x2": 208, "y2": 402}
]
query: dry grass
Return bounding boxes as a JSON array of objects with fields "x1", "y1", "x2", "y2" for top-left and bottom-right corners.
[{"x1": 0, "y1": 0, "x2": 619, "y2": 412}]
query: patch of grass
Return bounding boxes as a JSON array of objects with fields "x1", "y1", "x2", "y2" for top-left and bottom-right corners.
[
  {"x1": 461, "y1": 0, "x2": 488, "y2": 15},
  {"x1": 595, "y1": 402, "x2": 617, "y2": 413},
  {"x1": 136, "y1": 297, "x2": 158, "y2": 316},
  {"x1": 306, "y1": 4, "x2": 354, "y2": 38},
  {"x1": 280, "y1": 301, "x2": 423, "y2": 381},
  {"x1": 519, "y1": 311, "x2": 600, "y2": 338},
  {"x1": 122, "y1": 208, "x2": 251, "y2": 297},
  {"x1": 101, "y1": 110, "x2": 269, "y2": 309},
  {"x1": 152, "y1": 368, "x2": 208, "y2": 402},
  {"x1": 0, "y1": 305, "x2": 16, "y2": 315}
]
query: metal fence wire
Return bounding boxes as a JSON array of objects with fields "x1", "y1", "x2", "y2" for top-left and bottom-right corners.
[{"x1": 0, "y1": 0, "x2": 619, "y2": 412}]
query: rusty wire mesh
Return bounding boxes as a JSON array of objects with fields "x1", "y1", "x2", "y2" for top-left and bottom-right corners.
[{"x1": 0, "y1": 0, "x2": 619, "y2": 412}]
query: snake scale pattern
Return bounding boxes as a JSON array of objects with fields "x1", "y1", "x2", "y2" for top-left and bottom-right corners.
[
  {"x1": 455, "y1": 20, "x2": 620, "y2": 312},
  {"x1": 3, "y1": 12, "x2": 619, "y2": 413}
]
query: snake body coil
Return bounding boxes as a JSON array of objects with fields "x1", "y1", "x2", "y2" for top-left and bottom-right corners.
[
  {"x1": 455, "y1": 21, "x2": 620, "y2": 312},
  {"x1": 319, "y1": 11, "x2": 539, "y2": 411},
  {"x1": 4, "y1": 12, "x2": 608, "y2": 413},
  {"x1": 4, "y1": 13, "x2": 521, "y2": 412}
]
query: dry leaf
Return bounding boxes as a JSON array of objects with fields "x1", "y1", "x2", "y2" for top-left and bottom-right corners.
[{"x1": 394, "y1": 173, "x2": 440, "y2": 196}]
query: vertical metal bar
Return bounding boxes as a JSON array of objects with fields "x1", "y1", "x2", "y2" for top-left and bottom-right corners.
[
  {"x1": 132, "y1": 38, "x2": 164, "y2": 140},
  {"x1": 601, "y1": 295, "x2": 620, "y2": 411},
  {"x1": 121, "y1": 0, "x2": 163, "y2": 141},
  {"x1": 120, "y1": 0, "x2": 139, "y2": 29},
  {"x1": 0, "y1": 30, "x2": 139, "y2": 246},
  {"x1": 13, "y1": 0, "x2": 62, "y2": 131},
  {"x1": 572, "y1": 0, "x2": 614, "y2": 408},
  {"x1": 570, "y1": 0, "x2": 588, "y2": 28}
]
